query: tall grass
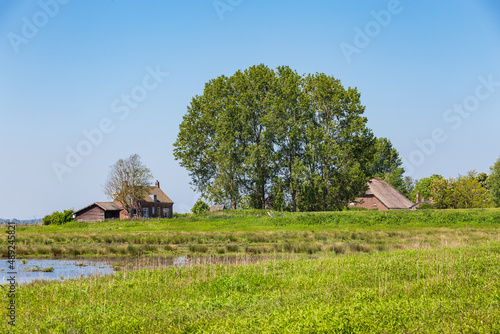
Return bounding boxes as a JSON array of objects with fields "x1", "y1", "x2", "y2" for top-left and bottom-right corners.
[
  {"x1": 2, "y1": 242, "x2": 500, "y2": 332},
  {"x1": 1, "y1": 209, "x2": 500, "y2": 258}
]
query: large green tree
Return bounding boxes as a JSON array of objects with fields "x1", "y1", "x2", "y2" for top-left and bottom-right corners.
[
  {"x1": 174, "y1": 65, "x2": 374, "y2": 211},
  {"x1": 488, "y1": 156, "x2": 500, "y2": 206},
  {"x1": 297, "y1": 73, "x2": 374, "y2": 211},
  {"x1": 272, "y1": 66, "x2": 309, "y2": 212}
]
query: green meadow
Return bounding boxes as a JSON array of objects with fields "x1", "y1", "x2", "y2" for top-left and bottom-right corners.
[{"x1": 2, "y1": 209, "x2": 500, "y2": 332}]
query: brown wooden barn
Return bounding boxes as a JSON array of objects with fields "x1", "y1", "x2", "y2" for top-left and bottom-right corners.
[
  {"x1": 349, "y1": 178, "x2": 415, "y2": 210},
  {"x1": 74, "y1": 180, "x2": 174, "y2": 222},
  {"x1": 73, "y1": 202, "x2": 123, "y2": 222}
]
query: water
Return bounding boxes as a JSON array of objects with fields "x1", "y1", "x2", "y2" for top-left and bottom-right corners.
[
  {"x1": 1, "y1": 256, "x2": 195, "y2": 284},
  {"x1": 2, "y1": 259, "x2": 114, "y2": 284}
]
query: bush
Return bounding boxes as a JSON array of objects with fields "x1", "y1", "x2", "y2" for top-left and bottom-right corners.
[
  {"x1": 42, "y1": 209, "x2": 75, "y2": 225},
  {"x1": 191, "y1": 200, "x2": 210, "y2": 214},
  {"x1": 417, "y1": 203, "x2": 435, "y2": 210}
]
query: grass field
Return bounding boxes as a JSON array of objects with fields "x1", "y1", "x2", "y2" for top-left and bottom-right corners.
[
  {"x1": 2, "y1": 208, "x2": 500, "y2": 258},
  {"x1": 2, "y1": 209, "x2": 500, "y2": 332}
]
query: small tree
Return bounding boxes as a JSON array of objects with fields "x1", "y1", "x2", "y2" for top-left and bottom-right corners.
[
  {"x1": 452, "y1": 172, "x2": 489, "y2": 208},
  {"x1": 103, "y1": 154, "x2": 153, "y2": 218},
  {"x1": 42, "y1": 209, "x2": 75, "y2": 225},
  {"x1": 411, "y1": 174, "x2": 444, "y2": 202},
  {"x1": 191, "y1": 200, "x2": 210, "y2": 214},
  {"x1": 488, "y1": 156, "x2": 500, "y2": 206}
]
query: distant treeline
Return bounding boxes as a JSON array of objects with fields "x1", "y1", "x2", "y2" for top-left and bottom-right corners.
[{"x1": 0, "y1": 218, "x2": 42, "y2": 224}]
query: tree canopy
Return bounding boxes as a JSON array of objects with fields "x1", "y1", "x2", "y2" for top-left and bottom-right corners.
[
  {"x1": 103, "y1": 154, "x2": 153, "y2": 217},
  {"x1": 191, "y1": 200, "x2": 210, "y2": 214},
  {"x1": 174, "y1": 64, "x2": 375, "y2": 211},
  {"x1": 431, "y1": 172, "x2": 489, "y2": 209},
  {"x1": 410, "y1": 174, "x2": 444, "y2": 203},
  {"x1": 369, "y1": 137, "x2": 408, "y2": 196},
  {"x1": 488, "y1": 156, "x2": 500, "y2": 206}
]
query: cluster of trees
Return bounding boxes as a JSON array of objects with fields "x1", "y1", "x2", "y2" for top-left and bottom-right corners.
[
  {"x1": 409, "y1": 157, "x2": 500, "y2": 209},
  {"x1": 175, "y1": 65, "x2": 407, "y2": 212},
  {"x1": 175, "y1": 64, "x2": 500, "y2": 212},
  {"x1": 42, "y1": 209, "x2": 75, "y2": 225}
]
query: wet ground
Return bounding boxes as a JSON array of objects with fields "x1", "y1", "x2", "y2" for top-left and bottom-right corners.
[{"x1": 1, "y1": 256, "x2": 191, "y2": 284}]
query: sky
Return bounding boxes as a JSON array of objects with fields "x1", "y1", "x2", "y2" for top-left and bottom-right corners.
[{"x1": 1, "y1": 0, "x2": 500, "y2": 220}]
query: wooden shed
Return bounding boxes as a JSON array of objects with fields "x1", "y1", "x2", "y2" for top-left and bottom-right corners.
[{"x1": 73, "y1": 202, "x2": 122, "y2": 222}]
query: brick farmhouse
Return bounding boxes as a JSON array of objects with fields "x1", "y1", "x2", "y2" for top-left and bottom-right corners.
[{"x1": 74, "y1": 180, "x2": 174, "y2": 222}]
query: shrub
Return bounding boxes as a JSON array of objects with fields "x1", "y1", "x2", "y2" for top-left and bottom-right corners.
[
  {"x1": 191, "y1": 200, "x2": 210, "y2": 214},
  {"x1": 417, "y1": 203, "x2": 435, "y2": 210},
  {"x1": 43, "y1": 209, "x2": 75, "y2": 225}
]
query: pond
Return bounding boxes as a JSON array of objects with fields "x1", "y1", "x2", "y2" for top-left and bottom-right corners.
[{"x1": 2, "y1": 256, "x2": 191, "y2": 284}]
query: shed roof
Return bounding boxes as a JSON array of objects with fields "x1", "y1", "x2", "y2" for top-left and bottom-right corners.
[
  {"x1": 210, "y1": 204, "x2": 225, "y2": 212},
  {"x1": 74, "y1": 202, "x2": 122, "y2": 215},
  {"x1": 366, "y1": 178, "x2": 414, "y2": 210}
]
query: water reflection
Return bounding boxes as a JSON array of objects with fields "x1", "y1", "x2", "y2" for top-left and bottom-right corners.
[
  {"x1": 2, "y1": 259, "x2": 113, "y2": 284},
  {"x1": 2, "y1": 256, "x2": 193, "y2": 284}
]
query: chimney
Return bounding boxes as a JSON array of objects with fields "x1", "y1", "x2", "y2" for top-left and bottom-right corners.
[
  {"x1": 155, "y1": 180, "x2": 160, "y2": 188},
  {"x1": 416, "y1": 192, "x2": 420, "y2": 203}
]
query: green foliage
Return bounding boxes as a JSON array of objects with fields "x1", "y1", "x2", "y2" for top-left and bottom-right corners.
[
  {"x1": 5, "y1": 241, "x2": 500, "y2": 332},
  {"x1": 410, "y1": 174, "x2": 444, "y2": 202},
  {"x1": 191, "y1": 200, "x2": 210, "y2": 214},
  {"x1": 369, "y1": 137, "x2": 410, "y2": 196},
  {"x1": 476, "y1": 172, "x2": 489, "y2": 189},
  {"x1": 42, "y1": 209, "x2": 75, "y2": 225},
  {"x1": 431, "y1": 172, "x2": 489, "y2": 209},
  {"x1": 9, "y1": 208, "x2": 500, "y2": 259},
  {"x1": 416, "y1": 203, "x2": 434, "y2": 210},
  {"x1": 174, "y1": 65, "x2": 374, "y2": 212},
  {"x1": 488, "y1": 156, "x2": 500, "y2": 206},
  {"x1": 402, "y1": 176, "x2": 415, "y2": 198}
]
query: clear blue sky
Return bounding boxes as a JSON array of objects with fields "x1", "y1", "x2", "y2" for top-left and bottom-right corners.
[{"x1": 1, "y1": 0, "x2": 500, "y2": 219}]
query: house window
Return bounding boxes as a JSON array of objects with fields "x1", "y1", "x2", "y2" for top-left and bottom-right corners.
[
  {"x1": 152, "y1": 207, "x2": 156, "y2": 216},
  {"x1": 163, "y1": 208, "x2": 169, "y2": 218},
  {"x1": 142, "y1": 208, "x2": 149, "y2": 218},
  {"x1": 132, "y1": 208, "x2": 137, "y2": 215},
  {"x1": 372, "y1": 203, "x2": 377, "y2": 207}
]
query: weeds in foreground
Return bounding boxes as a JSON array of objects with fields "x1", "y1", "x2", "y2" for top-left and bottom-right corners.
[{"x1": 3, "y1": 242, "x2": 500, "y2": 332}]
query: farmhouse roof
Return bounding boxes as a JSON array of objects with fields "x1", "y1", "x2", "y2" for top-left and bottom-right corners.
[
  {"x1": 366, "y1": 178, "x2": 414, "y2": 210},
  {"x1": 142, "y1": 186, "x2": 174, "y2": 204}
]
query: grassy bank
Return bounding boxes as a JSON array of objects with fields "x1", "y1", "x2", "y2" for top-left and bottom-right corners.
[
  {"x1": 3, "y1": 241, "x2": 500, "y2": 333},
  {"x1": 2, "y1": 209, "x2": 500, "y2": 258}
]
